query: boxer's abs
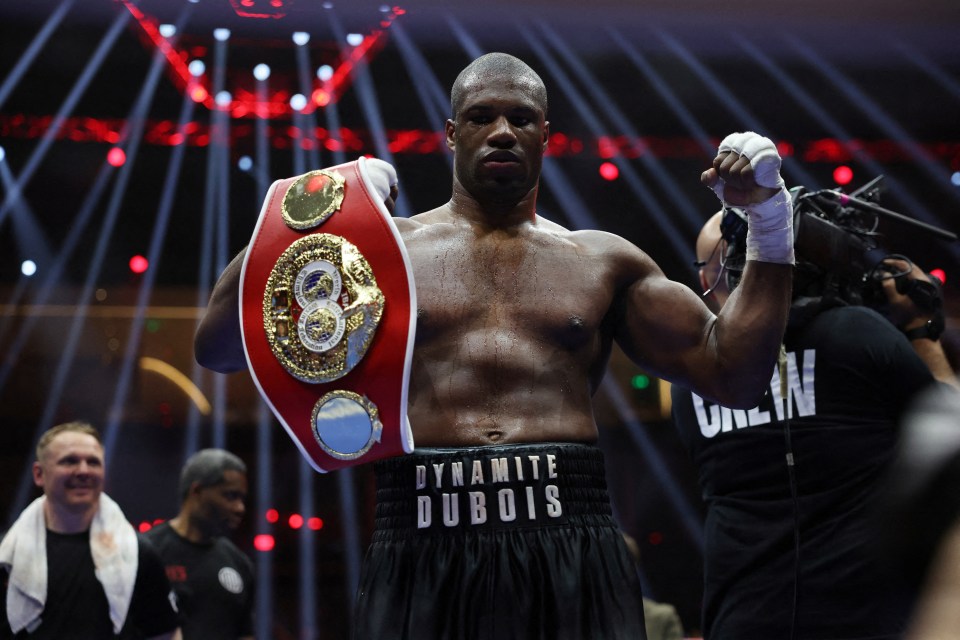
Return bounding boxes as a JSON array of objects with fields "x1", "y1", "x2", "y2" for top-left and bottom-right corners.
[{"x1": 407, "y1": 333, "x2": 601, "y2": 447}]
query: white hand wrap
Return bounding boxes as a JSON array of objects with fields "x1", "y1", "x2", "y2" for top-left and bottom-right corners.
[
  {"x1": 712, "y1": 131, "x2": 795, "y2": 265},
  {"x1": 362, "y1": 157, "x2": 398, "y2": 203}
]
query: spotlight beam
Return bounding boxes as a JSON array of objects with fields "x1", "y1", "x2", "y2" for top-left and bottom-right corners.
[
  {"x1": 895, "y1": 41, "x2": 960, "y2": 103},
  {"x1": 213, "y1": 97, "x2": 232, "y2": 451},
  {"x1": 254, "y1": 403, "x2": 275, "y2": 640},
  {"x1": 0, "y1": 164, "x2": 113, "y2": 387},
  {"x1": 321, "y1": 91, "x2": 346, "y2": 165},
  {"x1": 0, "y1": 10, "x2": 130, "y2": 228},
  {"x1": 0, "y1": 0, "x2": 75, "y2": 111},
  {"x1": 601, "y1": 378, "x2": 706, "y2": 548},
  {"x1": 102, "y1": 71, "x2": 198, "y2": 462},
  {"x1": 294, "y1": 41, "x2": 322, "y2": 169},
  {"x1": 537, "y1": 22, "x2": 705, "y2": 236},
  {"x1": 6, "y1": 16, "x2": 177, "y2": 524},
  {"x1": 0, "y1": 12, "x2": 179, "y2": 374},
  {"x1": 654, "y1": 29, "x2": 820, "y2": 190},
  {"x1": 521, "y1": 25, "x2": 695, "y2": 262},
  {"x1": 325, "y1": 8, "x2": 412, "y2": 217},
  {"x1": 444, "y1": 13, "x2": 481, "y2": 60},
  {"x1": 254, "y1": 75, "x2": 271, "y2": 200},
  {"x1": 3, "y1": 195, "x2": 53, "y2": 268},
  {"x1": 335, "y1": 467, "x2": 363, "y2": 623},
  {"x1": 736, "y1": 37, "x2": 959, "y2": 262},
  {"x1": 187, "y1": 32, "x2": 231, "y2": 458},
  {"x1": 390, "y1": 22, "x2": 452, "y2": 171},
  {"x1": 608, "y1": 28, "x2": 714, "y2": 158},
  {"x1": 787, "y1": 35, "x2": 960, "y2": 207},
  {"x1": 298, "y1": 457, "x2": 319, "y2": 638},
  {"x1": 0, "y1": 161, "x2": 54, "y2": 310}
]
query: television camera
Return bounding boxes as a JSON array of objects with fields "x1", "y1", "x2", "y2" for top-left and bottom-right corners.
[{"x1": 718, "y1": 176, "x2": 956, "y2": 327}]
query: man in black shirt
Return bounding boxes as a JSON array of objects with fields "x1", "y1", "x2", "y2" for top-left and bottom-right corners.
[
  {"x1": 144, "y1": 449, "x2": 255, "y2": 640},
  {"x1": 671, "y1": 212, "x2": 955, "y2": 639},
  {"x1": 0, "y1": 421, "x2": 179, "y2": 640}
]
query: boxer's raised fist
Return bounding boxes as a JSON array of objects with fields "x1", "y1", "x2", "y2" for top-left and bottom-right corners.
[{"x1": 702, "y1": 132, "x2": 784, "y2": 207}]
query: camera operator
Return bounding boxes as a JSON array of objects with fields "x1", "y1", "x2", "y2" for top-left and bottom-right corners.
[
  {"x1": 670, "y1": 208, "x2": 955, "y2": 640},
  {"x1": 877, "y1": 256, "x2": 956, "y2": 386}
]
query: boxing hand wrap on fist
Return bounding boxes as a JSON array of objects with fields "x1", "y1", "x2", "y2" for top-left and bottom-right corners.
[
  {"x1": 711, "y1": 131, "x2": 795, "y2": 265},
  {"x1": 364, "y1": 157, "x2": 399, "y2": 205}
]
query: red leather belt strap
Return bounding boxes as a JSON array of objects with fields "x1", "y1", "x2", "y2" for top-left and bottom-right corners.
[{"x1": 240, "y1": 157, "x2": 416, "y2": 472}]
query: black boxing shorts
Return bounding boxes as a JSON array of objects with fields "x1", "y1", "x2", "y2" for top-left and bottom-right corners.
[{"x1": 352, "y1": 442, "x2": 648, "y2": 640}]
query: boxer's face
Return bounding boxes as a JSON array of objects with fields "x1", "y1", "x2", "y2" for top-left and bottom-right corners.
[{"x1": 446, "y1": 75, "x2": 548, "y2": 204}]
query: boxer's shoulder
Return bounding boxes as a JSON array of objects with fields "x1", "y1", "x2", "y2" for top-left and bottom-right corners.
[
  {"x1": 562, "y1": 228, "x2": 652, "y2": 263},
  {"x1": 395, "y1": 207, "x2": 486, "y2": 256}
]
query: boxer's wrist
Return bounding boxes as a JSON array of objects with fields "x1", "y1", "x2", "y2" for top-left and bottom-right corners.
[
  {"x1": 362, "y1": 157, "x2": 398, "y2": 203},
  {"x1": 745, "y1": 187, "x2": 794, "y2": 264}
]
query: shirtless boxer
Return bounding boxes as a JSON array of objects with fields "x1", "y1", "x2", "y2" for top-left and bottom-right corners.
[{"x1": 195, "y1": 53, "x2": 793, "y2": 639}]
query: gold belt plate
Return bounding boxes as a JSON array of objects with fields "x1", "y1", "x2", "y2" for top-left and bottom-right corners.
[{"x1": 263, "y1": 233, "x2": 384, "y2": 383}]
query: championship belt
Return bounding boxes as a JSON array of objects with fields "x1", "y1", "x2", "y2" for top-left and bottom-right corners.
[{"x1": 240, "y1": 157, "x2": 416, "y2": 472}]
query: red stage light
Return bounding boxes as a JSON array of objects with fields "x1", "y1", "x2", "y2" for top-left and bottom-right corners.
[
  {"x1": 599, "y1": 162, "x2": 619, "y2": 181},
  {"x1": 107, "y1": 147, "x2": 126, "y2": 167},
  {"x1": 138, "y1": 521, "x2": 152, "y2": 533},
  {"x1": 254, "y1": 534, "x2": 275, "y2": 552},
  {"x1": 776, "y1": 141, "x2": 795, "y2": 158},
  {"x1": 833, "y1": 165, "x2": 854, "y2": 185},
  {"x1": 228, "y1": 0, "x2": 289, "y2": 19},
  {"x1": 930, "y1": 268, "x2": 946, "y2": 284},
  {"x1": 129, "y1": 255, "x2": 149, "y2": 274},
  {"x1": 307, "y1": 517, "x2": 324, "y2": 531},
  {"x1": 265, "y1": 508, "x2": 279, "y2": 523},
  {"x1": 288, "y1": 513, "x2": 304, "y2": 529}
]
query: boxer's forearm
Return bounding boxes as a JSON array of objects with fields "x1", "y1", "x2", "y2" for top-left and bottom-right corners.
[
  {"x1": 710, "y1": 260, "x2": 793, "y2": 407},
  {"x1": 699, "y1": 132, "x2": 794, "y2": 406},
  {"x1": 195, "y1": 249, "x2": 248, "y2": 373}
]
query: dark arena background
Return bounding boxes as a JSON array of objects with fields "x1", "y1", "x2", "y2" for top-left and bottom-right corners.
[{"x1": 1, "y1": 0, "x2": 959, "y2": 637}]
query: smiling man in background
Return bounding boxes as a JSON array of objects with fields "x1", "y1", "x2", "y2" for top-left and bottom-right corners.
[{"x1": 1, "y1": 421, "x2": 179, "y2": 640}]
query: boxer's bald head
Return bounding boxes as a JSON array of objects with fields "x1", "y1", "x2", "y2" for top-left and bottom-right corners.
[{"x1": 450, "y1": 53, "x2": 547, "y2": 119}]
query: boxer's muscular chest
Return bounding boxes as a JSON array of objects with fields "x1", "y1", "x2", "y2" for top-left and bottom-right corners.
[{"x1": 405, "y1": 226, "x2": 615, "y2": 350}]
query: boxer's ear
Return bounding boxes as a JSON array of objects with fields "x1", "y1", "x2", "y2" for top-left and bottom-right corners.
[{"x1": 445, "y1": 119, "x2": 456, "y2": 151}]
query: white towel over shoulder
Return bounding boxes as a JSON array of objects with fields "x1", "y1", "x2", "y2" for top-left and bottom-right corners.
[{"x1": 0, "y1": 493, "x2": 138, "y2": 634}]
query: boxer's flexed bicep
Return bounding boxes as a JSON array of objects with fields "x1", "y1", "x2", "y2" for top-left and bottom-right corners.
[{"x1": 613, "y1": 258, "x2": 723, "y2": 400}]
